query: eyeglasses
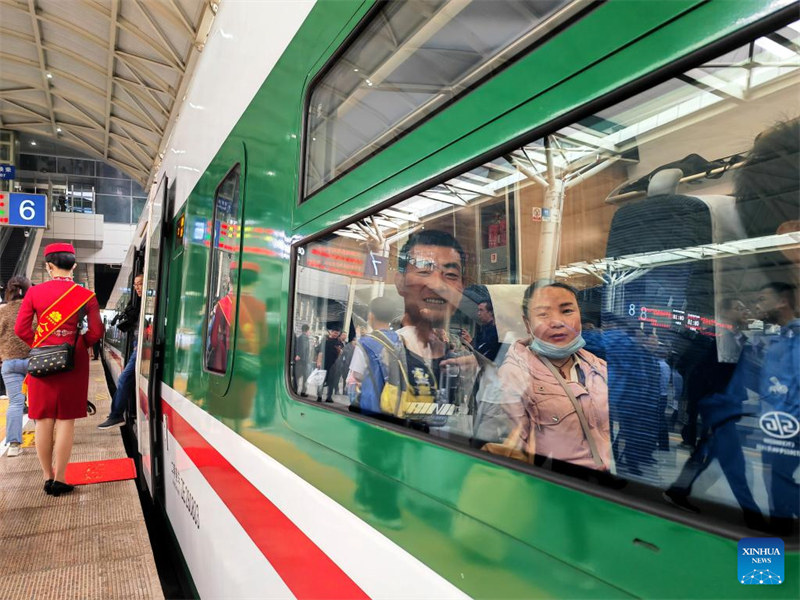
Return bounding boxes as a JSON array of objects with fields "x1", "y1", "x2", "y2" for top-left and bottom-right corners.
[{"x1": 403, "y1": 256, "x2": 462, "y2": 281}]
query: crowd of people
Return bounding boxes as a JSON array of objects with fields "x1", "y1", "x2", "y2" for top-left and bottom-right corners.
[{"x1": 291, "y1": 120, "x2": 799, "y2": 534}]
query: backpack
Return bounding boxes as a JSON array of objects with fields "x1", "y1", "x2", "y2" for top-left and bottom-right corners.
[{"x1": 358, "y1": 330, "x2": 436, "y2": 418}]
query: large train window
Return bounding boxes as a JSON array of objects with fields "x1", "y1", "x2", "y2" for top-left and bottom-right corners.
[
  {"x1": 205, "y1": 165, "x2": 242, "y2": 374},
  {"x1": 303, "y1": 0, "x2": 590, "y2": 198},
  {"x1": 292, "y1": 18, "x2": 800, "y2": 536}
]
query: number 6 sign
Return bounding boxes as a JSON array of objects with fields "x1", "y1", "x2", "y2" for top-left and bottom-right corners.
[{"x1": 4, "y1": 192, "x2": 48, "y2": 228}]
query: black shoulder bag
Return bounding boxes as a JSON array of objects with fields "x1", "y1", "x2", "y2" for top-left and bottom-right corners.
[{"x1": 27, "y1": 313, "x2": 82, "y2": 378}]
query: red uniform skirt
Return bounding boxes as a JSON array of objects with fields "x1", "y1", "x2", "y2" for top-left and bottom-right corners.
[{"x1": 28, "y1": 336, "x2": 90, "y2": 420}]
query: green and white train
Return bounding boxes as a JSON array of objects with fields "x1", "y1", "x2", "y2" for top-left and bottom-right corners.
[{"x1": 103, "y1": 0, "x2": 800, "y2": 597}]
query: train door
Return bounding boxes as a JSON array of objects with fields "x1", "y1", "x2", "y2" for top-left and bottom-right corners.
[{"x1": 136, "y1": 176, "x2": 173, "y2": 499}]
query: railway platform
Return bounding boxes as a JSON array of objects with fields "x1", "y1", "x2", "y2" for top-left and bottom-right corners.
[{"x1": 0, "y1": 360, "x2": 163, "y2": 600}]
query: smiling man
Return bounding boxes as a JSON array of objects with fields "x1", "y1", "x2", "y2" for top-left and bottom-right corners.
[{"x1": 354, "y1": 230, "x2": 473, "y2": 422}]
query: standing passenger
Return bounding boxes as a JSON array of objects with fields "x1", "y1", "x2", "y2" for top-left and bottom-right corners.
[
  {"x1": 15, "y1": 243, "x2": 104, "y2": 496},
  {"x1": 98, "y1": 272, "x2": 142, "y2": 429},
  {"x1": 0, "y1": 276, "x2": 32, "y2": 456},
  {"x1": 316, "y1": 324, "x2": 343, "y2": 402},
  {"x1": 293, "y1": 325, "x2": 314, "y2": 396}
]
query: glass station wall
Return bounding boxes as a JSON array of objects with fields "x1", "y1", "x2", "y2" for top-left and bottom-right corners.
[
  {"x1": 292, "y1": 21, "x2": 800, "y2": 535},
  {"x1": 16, "y1": 152, "x2": 147, "y2": 223}
]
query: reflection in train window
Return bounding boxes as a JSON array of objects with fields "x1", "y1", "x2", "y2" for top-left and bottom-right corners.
[
  {"x1": 291, "y1": 22, "x2": 800, "y2": 534},
  {"x1": 303, "y1": 0, "x2": 588, "y2": 197},
  {"x1": 205, "y1": 166, "x2": 242, "y2": 374}
]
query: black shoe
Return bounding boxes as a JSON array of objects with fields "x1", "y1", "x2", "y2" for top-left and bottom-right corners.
[
  {"x1": 98, "y1": 416, "x2": 124, "y2": 429},
  {"x1": 49, "y1": 481, "x2": 74, "y2": 497},
  {"x1": 44, "y1": 479, "x2": 53, "y2": 494},
  {"x1": 316, "y1": 397, "x2": 322, "y2": 402},
  {"x1": 325, "y1": 399, "x2": 334, "y2": 403},
  {"x1": 300, "y1": 393, "x2": 308, "y2": 397},
  {"x1": 663, "y1": 488, "x2": 699, "y2": 513}
]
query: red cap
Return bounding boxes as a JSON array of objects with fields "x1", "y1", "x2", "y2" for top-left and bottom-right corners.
[{"x1": 44, "y1": 242, "x2": 76, "y2": 255}]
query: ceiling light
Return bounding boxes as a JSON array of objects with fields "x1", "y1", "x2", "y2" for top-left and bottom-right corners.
[
  {"x1": 353, "y1": 68, "x2": 359, "y2": 72},
  {"x1": 366, "y1": 79, "x2": 373, "y2": 87},
  {"x1": 57, "y1": 127, "x2": 62, "y2": 133},
  {"x1": 46, "y1": 73, "x2": 53, "y2": 79},
  {"x1": 31, "y1": 141, "x2": 36, "y2": 146}
]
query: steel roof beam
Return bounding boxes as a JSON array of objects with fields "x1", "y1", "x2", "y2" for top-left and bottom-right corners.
[
  {"x1": 116, "y1": 85, "x2": 163, "y2": 134},
  {"x1": 0, "y1": 26, "x2": 108, "y2": 77},
  {"x1": 133, "y1": 0, "x2": 185, "y2": 71},
  {"x1": 114, "y1": 121, "x2": 158, "y2": 152},
  {"x1": 102, "y1": 0, "x2": 120, "y2": 159},
  {"x1": 114, "y1": 74, "x2": 169, "y2": 119},
  {"x1": 116, "y1": 15, "x2": 183, "y2": 72}
]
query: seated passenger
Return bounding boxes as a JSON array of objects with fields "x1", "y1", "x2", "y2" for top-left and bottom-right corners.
[
  {"x1": 461, "y1": 295, "x2": 500, "y2": 361},
  {"x1": 355, "y1": 230, "x2": 475, "y2": 423},
  {"x1": 497, "y1": 282, "x2": 612, "y2": 470}
]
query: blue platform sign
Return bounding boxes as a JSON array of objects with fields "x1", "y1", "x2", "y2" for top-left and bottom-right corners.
[
  {"x1": 0, "y1": 165, "x2": 15, "y2": 180},
  {"x1": 7, "y1": 193, "x2": 48, "y2": 228}
]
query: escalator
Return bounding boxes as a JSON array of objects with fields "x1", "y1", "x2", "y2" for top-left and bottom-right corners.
[{"x1": 0, "y1": 227, "x2": 40, "y2": 292}]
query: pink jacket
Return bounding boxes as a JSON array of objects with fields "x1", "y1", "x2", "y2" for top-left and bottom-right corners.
[{"x1": 497, "y1": 340, "x2": 612, "y2": 470}]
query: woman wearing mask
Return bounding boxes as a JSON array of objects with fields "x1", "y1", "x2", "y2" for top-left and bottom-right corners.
[
  {"x1": 15, "y1": 243, "x2": 104, "y2": 496},
  {"x1": 0, "y1": 276, "x2": 32, "y2": 457},
  {"x1": 498, "y1": 281, "x2": 612, "y2": 471}
]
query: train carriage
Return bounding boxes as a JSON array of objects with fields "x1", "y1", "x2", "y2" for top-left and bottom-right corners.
[{"x1": 103, "y1": 1, "x2": 800, "y2": 598}]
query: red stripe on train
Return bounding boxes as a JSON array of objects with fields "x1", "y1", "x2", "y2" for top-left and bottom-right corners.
[{"x1": 161, "y1": 398, "x2": 370, "y2": 600}]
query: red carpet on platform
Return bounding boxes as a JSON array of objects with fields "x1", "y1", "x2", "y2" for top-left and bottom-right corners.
[{"x1": 64, "y1": 457, "x2": 137, "y2": 485}]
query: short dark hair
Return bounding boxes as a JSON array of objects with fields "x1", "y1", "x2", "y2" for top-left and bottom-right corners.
[
  {"x1": 521, "y1": 281, "x2": 578, "y2": 318},
  {"x1": 760, "y1": 281, "x2": 797, "y2": 310},
  {"x1": 478, "y1": 299, "x2": 494, "y2": 315},
  {"x1": 398, "y1": 229, "x2": 466, "y2": 273},
  {"x1": 45, "y1": 251, "x2": 76, "y2": 270},
  {"x1": 327, "y1": 322, "x2": 342, "y2": 332},
  {"x1": 369, "y1": 296, "x2": 396, "y2": 324},
  {"x1": 301, "y1": 324, "x2": 309, "y2": 333},
  {"x1": 719, "y1": 297, "x2": 741, "y2": 311},
  {"x1": 4, "y1": 276, "x2": 31, "y2": 302},
  {"x1": 735, "y1": 119, "x2": 799, "y2": 238}
]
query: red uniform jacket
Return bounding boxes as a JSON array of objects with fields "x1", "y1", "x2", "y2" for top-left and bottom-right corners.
[{"x1": 15, "y1": 278, "x2": 104, "y2": 420}]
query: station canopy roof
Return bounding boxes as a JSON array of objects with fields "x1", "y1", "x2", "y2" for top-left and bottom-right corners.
[{"x1": 0, "y1": 0, "x2": 218, "y2": 185}]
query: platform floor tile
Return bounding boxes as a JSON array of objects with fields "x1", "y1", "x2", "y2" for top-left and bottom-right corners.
[{"x1": 0, "y1": 359, "x2": 163, "y2": 600}]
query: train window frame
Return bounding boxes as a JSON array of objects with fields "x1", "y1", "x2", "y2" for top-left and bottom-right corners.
[
  {"x1": 203, "y1": 163, "x2": 244, "y2": 379},
  {"x1": 286, "y1": 5, "x2": 800, "y2": 545},
  {"x1": 299, "y1": 0, "x2": 598, "y2": 203}
]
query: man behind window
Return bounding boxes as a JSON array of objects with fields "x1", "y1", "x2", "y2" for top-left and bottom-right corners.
[
  {"x1": 316, "y1": 323, "x2": 343, "y2": 403},
  {"x1": 294, "y1": 324, "x2": 314, "y2": 396},
  {"x1": 352, "y1": 230, "x2": 476, "y2": 426},
  {"x1": 461, "y1": 297, "x2": 500, "y2": 361},
  {"x1": 98, "y1": 272, "x2": 143, "y2": 429}
]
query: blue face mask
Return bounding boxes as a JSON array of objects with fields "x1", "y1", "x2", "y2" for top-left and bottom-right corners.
[{"x1": 529, "y1": 333, "x2": 586, "y2": 360}]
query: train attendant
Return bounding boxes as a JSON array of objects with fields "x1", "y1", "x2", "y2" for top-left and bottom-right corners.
[
  {"x1": 15, "y1": 243, "x2": 104, "y2": 496},
  {"x1": 498, "y1": 282, "x2": 612, "y2": 471},
  {"x1": 0, "y1": 276, "x2": 33, "y2": 457}
]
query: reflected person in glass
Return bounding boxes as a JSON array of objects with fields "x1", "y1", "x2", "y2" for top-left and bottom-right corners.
[{"x1": 497, "y1": 282, "x2": 612, "y2": 470}]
